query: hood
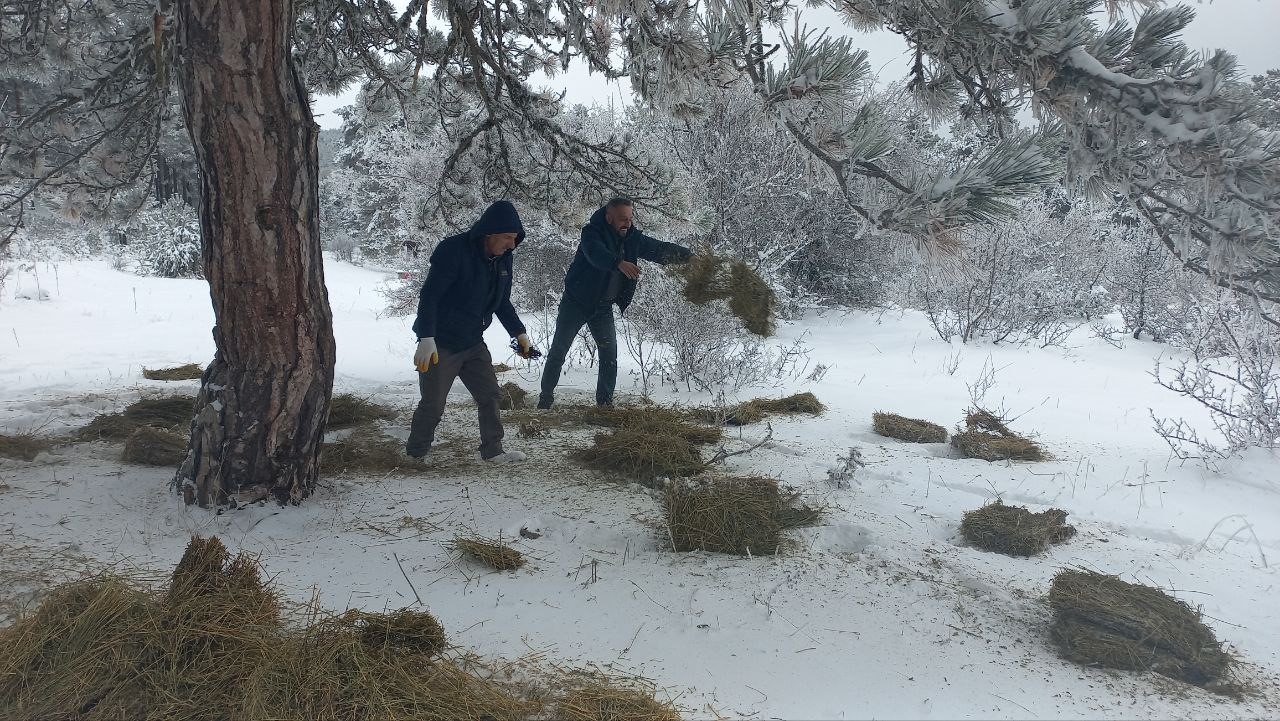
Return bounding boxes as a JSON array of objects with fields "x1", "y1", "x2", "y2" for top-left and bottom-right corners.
[{"x1": 470, "y1": 200, "x2": 525, "y2": 247}]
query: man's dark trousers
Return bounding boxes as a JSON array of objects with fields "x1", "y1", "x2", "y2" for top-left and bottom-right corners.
[
  {"x1": 539, "y1": 298, "x2": 617, "y2": 406},
  {"x1": 407, "y1": 341, "x2": 505, "y2": 459}
]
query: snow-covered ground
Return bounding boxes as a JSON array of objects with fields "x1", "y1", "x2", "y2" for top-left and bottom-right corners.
[{"x1": 2, "y1": 258, "x2": 1278, "y2": 719}]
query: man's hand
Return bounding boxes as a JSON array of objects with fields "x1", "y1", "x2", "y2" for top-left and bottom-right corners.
[
  {"x1": 512, "y1": 333, "x2": 542, "y2": 360},
  {"x1": 618, "y1": 260, "x2": 641, "y2": 280},
  {"x1": 414, "y1": 337, "x2": 439, "y2": 373}
]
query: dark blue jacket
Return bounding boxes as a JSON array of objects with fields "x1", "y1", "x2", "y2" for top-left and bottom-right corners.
[
  {"x1": 563, "y1": 205, "x2": 692, "y2": 312},
  {"x1": 412, "y1": 201, "x2": 527, "y2": 351}
]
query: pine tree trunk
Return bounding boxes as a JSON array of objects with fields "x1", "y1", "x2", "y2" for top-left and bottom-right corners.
[{"x1": 173, "y1": 0, "x2": 335, "y2": 507}]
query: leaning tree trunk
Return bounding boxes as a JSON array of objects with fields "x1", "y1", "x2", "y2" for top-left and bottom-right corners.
[{"x1": 173, "y1": 0, "x2": 335, "y2": 507}]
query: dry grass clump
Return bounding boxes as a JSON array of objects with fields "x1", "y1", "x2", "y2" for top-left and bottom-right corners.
[
  {"x1": 121, "y1": 426, "x2": 187, "y2": 467},
  {"x1": 494, "y1": 363, "x2": 512, "y2": 373},
  {"x1": 142, "y1": 363, "x2": 204, "y2": 381},
  {"x1": 326, "y1": 393, "x2": 398, "y2": 429},
  {"x1": 705, "y1": 391, "x2": 825, "y2": 426},
  {"x1": 351, "y1": 609, "x2": 448, "y2": 657},
  {"x1": 572, "y1": 429, "x2": 705, "y2": 485},
  {"x1": 453, "y1": 536, "x2": 525, "y2": 571},
  {"x1": 950, "y1": 407, "x2": 1045, "y2": 461},
  {"x1": 75, "y1": 396, "x2": 195, "y2": 441},
  {"x1": 500, "y1": 382, "x2": 529, "y2": 411},
  {"x1": 960, "y1": 500, "x2": 1076, "y2": 556},
  {"x1": 0, "y1": 432, "x2": 54, "y2": 462},
  {"x1": 674, "y1": 251, "x2": 776, "y2": 337},
  {"x1": 557, "y1": 682, "x2": 681, "y2": 721},
  {"x1": 664, "y1": 476, "x2": 821, "y2": 556},
  {"x1": 585, "y1": 405, "x2": 723, "y2": 446},
  {"x1": 320, "y1": 429, "x2": 421, "y2": 475},
  {"x1": 872, "y1": 412, "x2": 947, "y2": 443},
  {"x1": 518, "y1": 419, "x2": 547, "y2": 438},
  {"x1": 0, "y1": 535, "x2": 564, "y2": 721},
  {"x1": 1048, "y1": 569, "x2": 1234, "y2": 687}
]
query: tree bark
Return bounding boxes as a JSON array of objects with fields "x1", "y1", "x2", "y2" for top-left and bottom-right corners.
[{"x1": 173, "y1": 0, "x2": 335, "y2": 507}]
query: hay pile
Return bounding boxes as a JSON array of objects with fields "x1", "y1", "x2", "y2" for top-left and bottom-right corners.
[
  {"x1": 121, "y1": 426, "x2": 188, "y2": 467},
  {"x1": 1048, "y1": 569, "x2": 1234, "y2": 686},
  {"x1": 557, "y1": 683, "x2": 681, "y2": 721},
  {"x1": 326, "y1": 393, "x2": 398, "y2": 429},
  {"x1": 320, "y1": 429, "x2": 422, "y2": 475},
  {"x1": 3, "y1": 535, "x2": 665, "y2": 720},
  {"x1": 453, "y1": 536, "x2": 526, "y2": 571},
  {"x1": 960, "y1": 500, "x2": 1075, "y2": 556},
  {"x1": 75, "y1": 396, "x2": 195, "y2": 441},
  {"x1": 706, "y1": 392, "x2": 825, "y2": 426},
  {"x1": 674, "y1": 251, "x2": 776, "y2": 337},
  {"x1": 0, "y1": 433, "x2": 54, "y2": 462},
  {"x1": 872, "y1": 412, "x2": 947, "y2": 443},
  {"x1": 585, "y1": 405, "x2": 723, "y2": 446},
  {"x1": 142, "y1": 363, "x2": 204, "y2": 381},
  {"x1": 950, "y1": 408, "x2": 1045, "y2": 461},
  {"x1": 499, "y1": 382, "x2": 529, "y2": 411},
  {"x1": 664, "y1": 476, "x2": 820, "y2": 556},
  {"x1": 493, "y1": 363, "x2": 512, "y2": 373},
  {"x1": 572, "y1": 429, "x2": 705, "y2": 485}
]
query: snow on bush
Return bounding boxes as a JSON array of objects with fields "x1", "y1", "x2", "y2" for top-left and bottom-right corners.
[{"x1": 126, "y1": 198, "x2": 202, "y2": 279}]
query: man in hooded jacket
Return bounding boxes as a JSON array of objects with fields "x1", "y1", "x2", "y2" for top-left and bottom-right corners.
[
  {"x1": 537, "y1": 197, "x2": 692, "y2": 409},
  {"x1": 409, "y1": 200, "x2": 537, "y2": 462}
]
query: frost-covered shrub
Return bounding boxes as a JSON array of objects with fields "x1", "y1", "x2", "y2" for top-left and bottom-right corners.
[{"x1": 127, "y1": 198, "x2": 202, "y2": 278}]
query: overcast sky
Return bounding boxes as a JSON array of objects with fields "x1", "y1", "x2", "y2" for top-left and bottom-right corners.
[{"x1": 311, "y1": 1, "x2": 1280, "y2": 129}]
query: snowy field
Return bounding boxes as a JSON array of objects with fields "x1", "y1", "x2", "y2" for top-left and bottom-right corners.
[{"x1": 2, "y1": 257, "x2": 1278, "y2": 719}]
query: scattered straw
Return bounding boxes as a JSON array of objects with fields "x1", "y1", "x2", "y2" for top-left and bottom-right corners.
[
  {"x1": 872, "y1": 412, "x2": 947, "y2": 443},
  {"x1": 557, "y1": 682, "x2": 681, "y2": 721},
  {"x1": 142, "y1": 363, "x2": 204, "y2": 381},
  {"x1": 705, "y1": 392, "x2": 825, "y2": 426},
  {"x1": 0, "y1": 433, "x2": 54, "y2": 462},
  {"x1": 352, "y1": 609, "x2": 448, "y2": 657},
  {"x1": 951, "y1": 407, "x2": 1045, "y2": 461},
  {"x1": 453, "y1": 536, "x2": 525, "y2": 571},
  {"x1": 572, "y1": 429, "x2": 705, "y2": 485},
  {"x1": 320, "y1": 429, "x2": 422, "y2": 475},
  {"x1": 585, "y1": 405, "x2": 722, "y2": 446},
  {"x1": 494, "y1": 363, "x2": 512, "y2": 373},
  {"x1": 327, "y1": 393, "x2": 398, "y2": 429},
  {"x1": 518, "y1": 420, "x2": 546, "y2": 439},
  {"x1": 500, "y1": 382, "x2": 529, "y2": 411},
  {"x1": 121, "y1": 426, "x2": 188, "y2": 467},
  {"x1": 960, "y1": 500, "x2": 1075, "y2": 556},
  {"x1": 1048, "y1": 569, "x2": 1234, "y2": 686},
  {"x1": 75, "y1": 396, "x2": 195, "y2": 441},
  {"x1": 664, "y1": 476, "x2": 821, "y2": 556}
]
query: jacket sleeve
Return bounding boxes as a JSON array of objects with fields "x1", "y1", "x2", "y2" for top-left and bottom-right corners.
[
  {"x1": 495, "y1": 296, "x2": 526, "y2": 338},
  {"x1": 637, "y1": 232, "x2": 693, "y2": 265},
  {"x1": 578, "y1": 225, "x2": 623, "y2": 271},
  {"x1": 411, "y1": 241, "x2": 458, "y2": 340}
]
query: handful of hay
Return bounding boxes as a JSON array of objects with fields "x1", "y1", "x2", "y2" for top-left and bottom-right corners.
[
  {"x1": 960, "y1": 500, "x2": 1075, "y2": 556},
  {"x1": 453, "y1": 536, "x2": 525, "y2": 571},
  {"x1": 664, "y1": 475, "x2": 821, "y2": 556},
  {"x1": 75, "y1": 396, "x2": 195, "y2": 441},
  {"x1": 499, "y1": 382, "x2": 529, "y2": 411},
  {"x1": 122, "y1": 426, "x2": 188, "y2": 467},
  {"x1": 572, "y1": 428, "x2": 705, "y2": 485},
  {"x1": 0, "y1": 535, "x2": 680, "y2": 720},
  {"x1": 585, "y1": 405, "x2": 723, "y2": 446},
  {"x1": 326, "y1": 393, "x2": 397, "y2": 429},
  {"x1": 702, "y1": 392, "x2": 825, "y2": 426},
  {"x1": 320, "y1": 429, "x2": 422, "y2": 475},
  {"x1": 557, "y1": 682, "x2": 681, "y2": 721},
  {"x1": 0, "y1": 433, "x2": 54, "y2": 462},
  {"x1": 872, "y1": 412, "x2": 947, "y2": 443},
  {"x1": 950, "y1": 407, "x2": 1045, "y2": 461},
  {"x1": 1048, "y1": 569, "x2": 1234, "y2": 686},
  {"x1": 674, "y1": 251, "x2": 776, "y2": 337},
  {"x1": 143, "y1": 363, "x2": 205, "y2": 381}
]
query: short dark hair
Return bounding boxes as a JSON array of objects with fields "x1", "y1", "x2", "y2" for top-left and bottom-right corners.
[{"x1": 606, "y1": 197, "x2": 633, "y2": 210}]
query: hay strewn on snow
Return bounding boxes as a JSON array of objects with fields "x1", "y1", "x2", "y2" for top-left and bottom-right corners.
[
  {"x1": 499, "y1": 382, "x2": 529, "y2": 410},
  {"x1": 1049, "y1": 569, "x2": 1234, "y2": 686},
  {"x1": 584, "y1": 405, "x2": 722, "y2": 446},
  {"x1": 572, "y1": 429, "x2": 705, "y2": 485},
  {"x1": 320, "y1": 429, "x2": 422, "y2": 475},
  {"x1": 327, "y1": 393, "x2": 398, "y2": 429},
  {"x1": 664, "y1": 476, "x2": 821, "y2": 556},
  {"x1": 960, "y1": 500, "x2": 1075, "y2": 556},
  {"x1": 557, "y1": 683, "x2": 681, "y2": 721},
  {"x1": 950, "y1": 407, "x2": 1045, "y2": 461},
  {"x1": 0, "y1": 535, "x2": 681, "y2": 720},
  {"x1": 872, "y1": 412, "x2": 947, "y2": 443},
  {"x1": 674, "y1": 251, "x2": 776, "y2": 337},
  {"x1": 142, "y1": 363, "x2": 204, "y2": 381},
  {"x1": 121, "y1": 426, "x2": 188, "y2": 467},
  {"x1": 75, "y1": 396, "x2": 195, "y2": 441},
  {"x1": 0, "y1": 433, "x2": 54, "y2": 462},
  {"x1": 702, "y1": 392, "x2": 825, "y2": 426},
  {"x1": 453, "y1": 536, "x2": 525, "y2": 571}
]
